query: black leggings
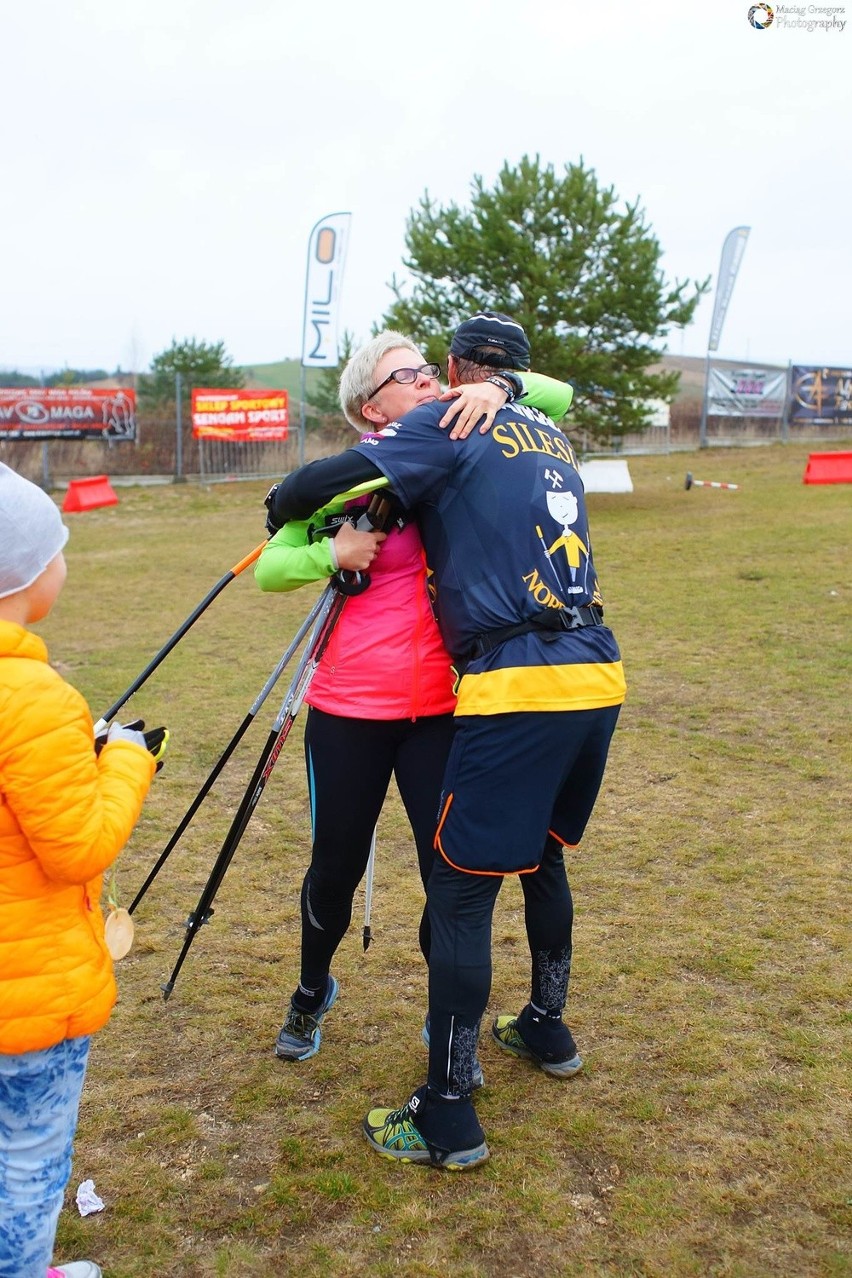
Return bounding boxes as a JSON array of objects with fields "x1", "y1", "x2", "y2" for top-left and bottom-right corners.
[
  {"x1": 297, "y1": 707, "x2": 456, "y2": 991},
  {"x1": 426, "y1": 835, "x2": 574, "y2": 1095}
]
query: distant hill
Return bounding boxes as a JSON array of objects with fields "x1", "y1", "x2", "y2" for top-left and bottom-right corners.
[
  {"x1": 239, "y1": 353, "x2": 789, "y2": 408},
  {"x1": 3, "y1": 353, "x2": 788, "y2": 406},
  {"x1": 239, "y1": 358, "x2": 324, "y2": 399},
  {"x1": 0, "y1": 360, "x2": 319, "y2": 395}
]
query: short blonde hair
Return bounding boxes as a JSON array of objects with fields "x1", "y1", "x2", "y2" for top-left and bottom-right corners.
[{"x1": 338, "y1": 331, "x2": 422, "y2": 428}]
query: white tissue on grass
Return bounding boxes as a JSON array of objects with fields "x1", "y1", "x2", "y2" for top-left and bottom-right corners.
[{"x1": 76, "y1": 1179, "x2": 105, "y2": 1216}]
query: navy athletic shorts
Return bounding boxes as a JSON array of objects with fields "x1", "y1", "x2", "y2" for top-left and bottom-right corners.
[{"x1": 434, "y1": 705, "x2": 620, "y2": 876}]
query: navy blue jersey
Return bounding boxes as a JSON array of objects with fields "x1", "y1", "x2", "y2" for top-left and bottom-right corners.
[{"x1": 353, "y1": 400, "x2": 626, "y2": 716}]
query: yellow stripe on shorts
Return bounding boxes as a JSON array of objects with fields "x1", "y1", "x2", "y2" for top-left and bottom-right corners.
[{"x1": 455, "y1": 660, "x2": 627, "y2": 715}]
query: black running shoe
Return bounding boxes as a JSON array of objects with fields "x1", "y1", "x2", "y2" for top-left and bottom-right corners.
[
  {"x1": 274, "y1": 976, "x2": 339, "y2": 1061},
  {"x1": 492, "y1": 1005, "x2": 583, "y2": 1078}
]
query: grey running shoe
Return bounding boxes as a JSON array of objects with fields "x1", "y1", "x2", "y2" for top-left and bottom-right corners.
[
  {"x1": 363, "y1": 1086, "x2": 489, "y2": 1170},
  {"x1": 274, "y1": 976, "x2": 339, "y2": 1061},
  {"x1": 421, "y1": 1015, "x2": 485, "y2": 1090},
  {"x1": 492, "y1": 1010, "x2": 583, "y2": 1078}
]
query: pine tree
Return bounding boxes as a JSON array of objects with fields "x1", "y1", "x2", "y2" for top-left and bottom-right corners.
[{"x1": 383, "y1": 155, "x2": 708, "y2": 444}]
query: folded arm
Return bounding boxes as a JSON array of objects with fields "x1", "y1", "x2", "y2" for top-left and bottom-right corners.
[
  {"x1": 256, "y1": 511, "x2": 386, "y2": 592},
  {"x1": 255, "y1": 517, "x2": 339, "y2": 592},
  {"x1": 269, "y1": 452, "x2": 387, "y2": 524}
]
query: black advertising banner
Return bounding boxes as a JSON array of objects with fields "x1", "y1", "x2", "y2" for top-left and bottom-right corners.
[
  {"x1": 790, "y1": 367, "x2": 852, "y2": 426},
  {"x1": 0, "y1": 388, "x2": 137, "y2": 441}
]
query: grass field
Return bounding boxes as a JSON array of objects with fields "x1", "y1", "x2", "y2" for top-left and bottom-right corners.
[{"x1": 36, "y1": 441, "x2": 851, "y2": 1277}]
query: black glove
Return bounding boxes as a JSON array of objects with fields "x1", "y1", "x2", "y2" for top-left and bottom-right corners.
[
  {"x1": 307, "y1": 512, "x2": 349, "y2": 543},
  {"x1": 264, "y1": 483, "x2": 283, "y2": 536},
  {"x1": 136, "y1": 723, "x2": 169, "y2": 772},
  {"x1": 363, "y1": 490, "x2": 406, "y2": 533},
  {"x1": 95, "y1": 719, "x2": 169, "y2": 772},
  {"x1": 310, "y1": 493, "x2": 406, "y2": 542}
]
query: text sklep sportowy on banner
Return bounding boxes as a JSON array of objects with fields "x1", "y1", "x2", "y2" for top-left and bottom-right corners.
[{"x1": 191, "y1": 389, "x2": 289, "y2": 441}]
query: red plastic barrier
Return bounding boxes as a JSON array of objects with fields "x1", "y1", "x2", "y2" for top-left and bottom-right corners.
[
  {"x1": 62, "y1": 475, "x2": 119, "y2": 512},
  {"x1": 802, "y1": 452, "x2": 852, "y2": 485}
]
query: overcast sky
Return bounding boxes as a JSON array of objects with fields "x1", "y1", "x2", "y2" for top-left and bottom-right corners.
[{"x1": 2, "y1": 0, "x2": 849, "y2": 376}]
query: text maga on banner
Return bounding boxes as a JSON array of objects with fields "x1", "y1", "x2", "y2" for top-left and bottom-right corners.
[
  {"x1": 790, "y1": 367, "x2": 852, "y2": 426},
  {"x1": 0, "y1": 388, "x2": 136, "y2": 441},
  {"x1": 191, "y1": 388, "x2": 289, "y2": 441}
]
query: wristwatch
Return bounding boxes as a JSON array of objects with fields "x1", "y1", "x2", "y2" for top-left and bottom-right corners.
[{"x1": 485, "y1": 370, "x2": 524, "y2": 401}]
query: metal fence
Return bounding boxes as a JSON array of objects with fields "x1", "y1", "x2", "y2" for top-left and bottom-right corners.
[
  {"x1": 577, "y1": 401, "x2": 852, "y2": 457},
  {"x1": 197, "y1": 437, "x2": 294, "y2": 484},
  {"x1": 2, "y1": 399, "x2": 850, "y2": 489},
  {"x1": 0, "y1": 410, "x2": 354, "y2": 489}
]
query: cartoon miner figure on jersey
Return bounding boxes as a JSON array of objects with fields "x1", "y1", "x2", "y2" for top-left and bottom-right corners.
[
  {"x1": 539, "y1": 466, "x2": 600, "y2": 603},
  {"x1": 545, "y1": 478, "x2": 587, "y2": 575}
]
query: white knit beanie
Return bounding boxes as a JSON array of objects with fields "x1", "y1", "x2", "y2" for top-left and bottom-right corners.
[{"x1": 0, "y1": 463, "x2": 70, "y2": 599}]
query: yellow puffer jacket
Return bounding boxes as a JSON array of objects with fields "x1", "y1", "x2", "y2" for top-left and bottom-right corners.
[{"x1": 0, "y1": 620, "x2": 155, "y2": 1054}]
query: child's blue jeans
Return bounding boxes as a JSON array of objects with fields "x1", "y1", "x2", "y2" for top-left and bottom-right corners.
[{"x1": 0, "y1": 1037, "x2": 90, "y2": 1278}]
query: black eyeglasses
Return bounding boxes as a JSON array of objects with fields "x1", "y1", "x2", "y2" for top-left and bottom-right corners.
[{"x1": 366, "y1": 362, "x2": 441, "y2": 400}]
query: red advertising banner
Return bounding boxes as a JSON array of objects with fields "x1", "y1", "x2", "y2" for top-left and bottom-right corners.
[
  {"x1": 0, "y1": 387, "x2": 137, "y2": 441},
  {"x1": 191, "y1": 388, "x2": 289, "y2": 441}
]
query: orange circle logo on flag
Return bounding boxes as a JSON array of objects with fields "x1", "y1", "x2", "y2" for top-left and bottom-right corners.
[{"x1": 316, "y1": 228, "x2": 336, "y2": 263}]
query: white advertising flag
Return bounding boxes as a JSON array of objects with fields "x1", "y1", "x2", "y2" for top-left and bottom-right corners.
[
  {"x1": 708, "y1": 226, "x2": 750, "y2": 352},
  {"x1": 301, "y1": 212, "x2": 352, "y2": 368}
]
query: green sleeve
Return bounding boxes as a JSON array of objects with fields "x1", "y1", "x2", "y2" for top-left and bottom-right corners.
[
  {"x1": 518, "y1": 370, "x2": 574, "y2": 421},
  {"x1": 254, "y1": 517, "x2": 338, "y2": 593},
  {"x1": 255, "y1": 476, "x2": 392, "y2": 593}
]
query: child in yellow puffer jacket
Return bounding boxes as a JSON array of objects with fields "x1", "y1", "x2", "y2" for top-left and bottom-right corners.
[{"x1": 0, "y1": 464, "x2": 165, "y2": 1278}]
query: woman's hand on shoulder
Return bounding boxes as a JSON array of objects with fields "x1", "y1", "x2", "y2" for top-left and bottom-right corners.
[{"x1": 437, "y1": 382, "x2": 508, "y2": 440}]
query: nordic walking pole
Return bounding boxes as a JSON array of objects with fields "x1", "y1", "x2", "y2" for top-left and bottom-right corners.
[
  {"x1": 128, "y1": 585, "x2": 331, "y2": 915},
  {"x1": 93, "y1": 540, "x2": 267, "y2": 735},
  {"x1": 159, "y1": 495, "x2": 391, "y2": 997},
  {"x1": 160, "y1": 582, "x2": 354, "y2": 1000},
  {"x1": 362, "y1": 827, "x2": 377, "y2": 951}
]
